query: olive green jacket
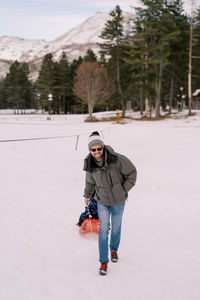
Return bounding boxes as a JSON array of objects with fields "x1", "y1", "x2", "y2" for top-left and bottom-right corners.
[{"x1": 83, "y1": 145, "x2": 137, "y2": 206}]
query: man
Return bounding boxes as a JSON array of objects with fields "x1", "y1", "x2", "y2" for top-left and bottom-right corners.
[{"x1": 83, "y1": 131, "x2": 137, "y2": 275}]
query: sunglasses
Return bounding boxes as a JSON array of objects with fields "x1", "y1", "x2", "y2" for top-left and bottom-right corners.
[{"x1": 90, "y1": 147, "x2": 103, "y2": 152}]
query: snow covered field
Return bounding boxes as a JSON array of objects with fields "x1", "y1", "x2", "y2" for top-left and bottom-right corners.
[{"x1": 0, "y1": 111, "x2": 200, "y2": 300}]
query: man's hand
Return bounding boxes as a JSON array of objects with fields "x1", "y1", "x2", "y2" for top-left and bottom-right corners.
[{"x1": 84, "y1": 198, "x2": 90, "y2": 206}]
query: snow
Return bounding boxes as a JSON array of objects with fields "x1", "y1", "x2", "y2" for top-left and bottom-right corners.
[
  {"x1": 0, "y1": 11, "x2": 135, "y2": 79},
  {"x1": 0, "y1": 110, "x2": 200, "y2": 300},
  {"x1": 0, "y1": 36, "x2": 49, "y2": 62},
  {"x1": 53, "y1": 11, "x2": 134, "y2": 46},
  {"x1": 0, "y1": 11, "x2": 134, "y2": 64}
]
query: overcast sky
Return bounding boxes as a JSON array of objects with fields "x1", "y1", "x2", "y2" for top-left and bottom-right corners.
[{"x1": 0, "y1": 0, "x2": 196, "y2": 41}]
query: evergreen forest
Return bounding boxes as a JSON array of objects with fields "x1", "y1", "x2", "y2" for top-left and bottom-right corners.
[{"x1": 0, "y1": 0, "x2": 200, "y2": 118}]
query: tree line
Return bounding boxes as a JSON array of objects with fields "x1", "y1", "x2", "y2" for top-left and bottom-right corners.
[{"x1": 0, "y1": 0, "x2": 200, "y2": 118}]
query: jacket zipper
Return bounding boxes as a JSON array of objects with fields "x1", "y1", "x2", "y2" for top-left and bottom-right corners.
[{"x1": 108, "y1": 173, "x2": 113, "y2": 188}]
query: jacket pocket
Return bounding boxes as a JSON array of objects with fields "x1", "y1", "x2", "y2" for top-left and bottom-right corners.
[{"x1": 112, "y1": 183, "x2": 127, "y2": 201}]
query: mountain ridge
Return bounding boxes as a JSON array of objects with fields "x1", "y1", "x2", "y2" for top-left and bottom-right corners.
[{"x1": 0, "y1": 11, "x2": 135, "y2": 80}]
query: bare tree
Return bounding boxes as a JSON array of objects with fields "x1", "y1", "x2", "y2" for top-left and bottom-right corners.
[{"x1": 73, "y1": 62, "x2": 114, "y2": 120}]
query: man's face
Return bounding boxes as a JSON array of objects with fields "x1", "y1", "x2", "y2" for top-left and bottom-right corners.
[{"x1": 90, "y1": 144, "x2": 103, "y2": 161}]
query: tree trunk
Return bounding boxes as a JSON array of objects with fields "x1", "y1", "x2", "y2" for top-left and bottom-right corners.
[
  {"x1": 63, "y1": 95, "x2": 66, "y2": 114},
  {"x1": 88, "y1": 102, "x2": 94, "y2": 120},
  {"x1": 16, "y1": 102, "x2": 19, "y2": 115},
  {"x1": 169, "y1": 76, "x2": 174, "y2": 114},
  {"x1": 145, "y1": 97, "x2": 150, "y2": 117},
  {"x1": 188, "y1": 15, "x2": 193, "y2": 116},
  {"x1": 88, "y1": 108, "x2": 93, "y2": 120},
  {"x1": 144, "y1": 43, "x2": 149, "y2": 117},
  {"x1": 155, "y1": 60, "x2": 163, "y2": 118},
  {"x1": 116, "y1": 46, "x2": 125, "y2": 117},
  {"x1": 140, "y1": 88, "x2": 143, "y2": 115}
]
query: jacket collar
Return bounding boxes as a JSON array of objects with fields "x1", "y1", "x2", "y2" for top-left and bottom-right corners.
[{"x1": 83, "y1": 145, "x2": 118, "y2": 172}]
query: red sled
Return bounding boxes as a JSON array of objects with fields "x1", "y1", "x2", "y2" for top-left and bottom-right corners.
[{"x1": 79, "y1": 218, "x2": 100, "y2": 234}]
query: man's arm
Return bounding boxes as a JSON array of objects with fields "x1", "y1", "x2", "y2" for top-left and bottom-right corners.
[
  {"x1": 83, "y1": 171, "x2": 96, "y2": 204},
  {"x1": 119, "y1": 155, "x2": 137, "y2": 193}
]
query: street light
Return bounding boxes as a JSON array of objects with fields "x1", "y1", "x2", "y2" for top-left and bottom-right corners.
[
  {"x1": 178, "y1": 87, "x2": 184, "y2": 111},
  {"x1": 182, "y1": 94, "x2": 186, "y2": 109},
  {"x1": 180, "y1": 87, "x2": 184, "y2": 110},
  {"x1": 48, "y1": 93, "x2": 53, "y2": 115}
]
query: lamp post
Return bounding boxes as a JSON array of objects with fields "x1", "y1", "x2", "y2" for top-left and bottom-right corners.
[
  {"x1": 182, "y1": 94, "x2": 186, "y2": 110},
  {"x1": 180, "y1": 87, "x2": 184, "y2": 110},
  {"x1": 48, "y1": 93, "x2": 53, "y2": 116},
  {"x1": 178, "y1": 87, "x2": 184, "y2": 111}
]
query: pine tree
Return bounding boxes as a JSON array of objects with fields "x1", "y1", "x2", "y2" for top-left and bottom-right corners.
[
  {"x1": 70, "y1": 56, "x2": 84, "y2": 112},
  {"x1": 123, "y1": 18, "x2": 155, "y2": 115},
  {"x1": 164, "y1": 0, "x2": 189, "y2": 113},
  {"x1": 70, "y1": 56, "x2": 83, "y2": 77},
  {"x1": 36, "y1": 53, "x2": 56, "y2": 112},
  {"x1": 20, "y1": 63, "x2": 33, "y2": 109},
  {"x1": 192, "y1": 8, "x2": 200, "y2": 93},
  {"x1": 57, "y1": 52, "x2": 73, "y2": 113},
  {"x1": 3, "y1": 61, "x2": 32, "y2": 112},
  {"x1": 99, "y1": 5, "x2": 125, "y2": 116},
  {"x1": 126, "y1": 0, "x2": 183, "y2": 117},
  {"x1": 0, "y1": 80, "x2": 5, "y2": 109},
  {"x1": 83, "y1": 49, "x2": 97, "y2": 62}
]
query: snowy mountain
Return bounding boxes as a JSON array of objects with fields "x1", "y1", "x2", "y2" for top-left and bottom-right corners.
[{"x1": 0, "y1": 11, "x2": 135, "y2": 80}]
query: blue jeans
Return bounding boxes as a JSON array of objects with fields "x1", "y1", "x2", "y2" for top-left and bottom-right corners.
[{"x1": 97, "y1": 201, "x2": 125, "y2": 263}]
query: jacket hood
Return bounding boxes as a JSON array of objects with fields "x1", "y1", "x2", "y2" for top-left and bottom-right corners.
[{"x1": 83, "y1": 145, "x2": 118, "y2": 172}]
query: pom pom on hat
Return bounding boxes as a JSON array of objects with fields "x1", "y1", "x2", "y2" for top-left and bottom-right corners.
[{"x1": 88, "y1": 131, "x2": 104, "y2": 150}]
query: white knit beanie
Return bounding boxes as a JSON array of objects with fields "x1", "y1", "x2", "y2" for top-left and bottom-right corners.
[{"x1": 88, "y1": 131, "x2": 104, "y2": 150}]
